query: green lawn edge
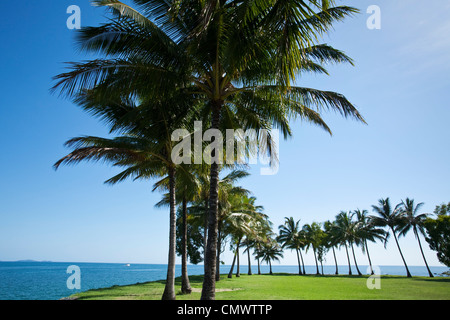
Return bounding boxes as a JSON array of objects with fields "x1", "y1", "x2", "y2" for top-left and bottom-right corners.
[{"x1": 68, "y1": 273, "x2": 450, "y2": 300}]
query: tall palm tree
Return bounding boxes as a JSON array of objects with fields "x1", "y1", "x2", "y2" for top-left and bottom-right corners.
[
  {"x1": 153, "y1": 164, "x2": 203, "y2": 294},
  {"x1": 398, "y1": 198, "x2": 434, "y2": 277},
  {"x1": 352, "y1": 209, "x2": 386, "y2": 275},
  {"x1": 52, "y1": 0, "x2": 365, "y2": 300},
  {"x1": 334, "y1": 211, "x2": 354, "y2": 275},
  {"x1": 323, "y1": 220, "x2": 340, "y2": 275},
  {"x1": 370, "y1": 198, "x2": 412, "y2": 277},
  {"x1": 255, "y1": 239, "x2": 284, "y2": 275},
  {"x1": 277, "y1": 217, "x2": 304, "y2": 275},
  {"x1": 54, "y1": 93, "x2": 197, "y2": 300},
  {"x1": 302, "y1": 222, "x2": 325, "y2": 275}
]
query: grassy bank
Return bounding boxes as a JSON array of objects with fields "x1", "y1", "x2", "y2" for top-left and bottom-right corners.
[{"x1": 69, "y1": 273, "x2": 450, "y2": 300}]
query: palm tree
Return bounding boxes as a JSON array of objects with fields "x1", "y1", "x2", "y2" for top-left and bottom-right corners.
[
  {"x1": 323, "y1": 220, "x2": 340, "y2": 275},
  {"x1": 255, "y1": 239, "x2": 284, "y2": 275},
  {"x1": 370, "y1": 198, "x2": 412, "y2": 277},
  {"x1": 54, "y1": 93, "x2": 197, "y2": 300},
  {"x1": 398, "y1": 198, "x2": 434, "y2": 277},
  {"x1": 352, "y1": 209, "x2": 386, "y2": 275},
  {"x1": 302, "y1": 222, "x2": 325, "y2": 275},
  {"x1": 52, "y1": 0, "x2": 365, "y2": 300},
  {"x1": 153, "y1": 164, "x2": 203, "y2": 294},
  {"x1": 334, "y1": 211, "x2": 354, "y2": 275},
  {"x1": 277, "y1": 217, "x2": 304, "y2": 275}
]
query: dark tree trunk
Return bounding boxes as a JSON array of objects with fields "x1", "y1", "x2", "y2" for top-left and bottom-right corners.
[
  {"x1": 391, "y1": 228, "x2": 412, "y2": 277},
  {"x1": 216, "y1": 226, "x2": 222, "y2": 282},
  {"x1": 201, "y1": 102, "x2": 222, "y2": 300},
  {"x1": 351, "y1": 242, "x2": 362, "y2": 276},
  {"x1": 247, "y1": 245, "x2": 252, "y2": 275},
  {"x1": 228, "y1": 251, "x2": 237, "y2": 278},
  {"x1": 181, "y1": 196, "x2": 192, "y2": 294},
  {"x1": 415, "y1": 228, "x2": 433, "y2": 277},
  {"x1": 313, "y1": 248, "x2": 320, "y2": 275},
  {"x1": 162, "y1": 167, "x2": 177, "y2": 300},
  {"x1": 365, "y1": 240, "x2": 374, "y2": 275},
  {"x1": 299, "y1": 249, "x2": 306, "y2": 275},
  {"x1": 332, "y1": 246, "x2": 339, "y2": 275},
  {"x1": 344, "y1": 243, "x2": 352, "y2": 275},
  {"x1": 296, "y1": 249, "x2": 302, "y2": 275}
]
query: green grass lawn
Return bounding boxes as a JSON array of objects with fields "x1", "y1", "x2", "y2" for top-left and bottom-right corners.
[{"x1": 69, "y1": 273, "x2": 450, "y2": 300}]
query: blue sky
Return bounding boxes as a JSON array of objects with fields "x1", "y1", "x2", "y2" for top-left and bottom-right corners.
[{"x1": 0, "y1": 1, "x2": 449, "y2": 268}]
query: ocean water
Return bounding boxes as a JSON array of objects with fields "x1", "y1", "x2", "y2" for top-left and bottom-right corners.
[{"x1": 0, "y1": 261, "x2": 448, "y2": 300}]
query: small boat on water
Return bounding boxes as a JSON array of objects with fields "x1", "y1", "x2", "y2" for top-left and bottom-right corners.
[{"x1": 125, "y1": 264, "x2": 131, "y2": 267}]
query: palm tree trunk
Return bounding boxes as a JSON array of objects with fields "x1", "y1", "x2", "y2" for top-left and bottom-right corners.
[
  {"x1": 216, "y1": 226, "x2": 222, "y2": 282},
  {"x1": 236, "y1": 244, "x2": 240, "y2": 277},
  {"x1": 181, "y1": 196, "x2": 192, "y2": 294},
  {"x1": 365, "y1": 240, "x2": 374, "y2": 275},
  {"x1": 269, "y1": 260, "x2": 273, "y2": 275},
  {"x1": 247, "y1": 245, "x2": 252, "y2": 275},
  {"x1": 299, "y1": 249, "x2": 306, "y2": 274},
  {"x1": 332, "y1": 246, "x2": 339, "y2": 275},
  {"x1": 344, "y1": 243, "x2": 352, "y2": 275},
  {"x1": 203, "y1": 197, "x2": 208, "y2": 274},
  {"x1": 350, "y1": 242, "x2": 362, "y2": 276},
  {"x1": 295, "y1": 249, "x2": 302, "y2": 275},
  {"x1": 162, "y1": 167, "x2": 177, "y2": 300},
  {"x1": 257, "y1": 244, "x2": 261, "y2": 275},
  {"x1": 228, "y1": 251, "x2": 237, "y2": 278},
  {"x1": 234, "y1": 237, "x2": 242, "y2": 277},
  {"x1": 313, "y1": 248, "x2": 320, "y2": 275},
  {"x1": 201, "y1": 101, "x2": 222, "y2": 301},
  {"x1": 391, "y1": 229, "x2": 412, "y2": 277},
  {"x1": 414, "y1": 228, "x2": 434, "y2": 277}
]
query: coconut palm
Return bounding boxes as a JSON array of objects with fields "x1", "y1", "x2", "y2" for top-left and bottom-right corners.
[
  {"x1": 277, "y1": 217, "x2": 305, "y2": 275},
  {"x1": 53, "y1": 92, "x2": 198, "y2": 300},
  {"x1": 352, "y1": 209, "x2": 386, "y2": 275},
  {"x1": 334, "y1": 211, "x2": 355, "y2": 275},
  {"x1": 398, "y1": 198, "x2": 434, "y2": 277},
  {"x1": 255, "y1": 239, "x2": 284, "y2": 275},
  {"x1": 52, "y1": 0, "x2": 365, "y2": 300},
  {"x1": 302, "y1": 222, "x2": 325, "y2": 275},
  {"x1": 370, "y1": 198, "x2": 412, "y2": 277},
  {"x1": 323, "y1": 220, "x2": 340, "y2": 275}
]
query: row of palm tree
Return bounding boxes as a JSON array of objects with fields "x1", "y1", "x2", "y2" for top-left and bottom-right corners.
[
  {"x1": 52, "y1": 0, "x2": 365, "y2": 300},
  {"x1": 276, "y1": 197, "x2": 435, "y2": 278}
]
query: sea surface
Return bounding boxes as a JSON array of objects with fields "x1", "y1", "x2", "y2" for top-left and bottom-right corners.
[{"x1": 0, "y1": 261, "x2": 448, "y2": 300}]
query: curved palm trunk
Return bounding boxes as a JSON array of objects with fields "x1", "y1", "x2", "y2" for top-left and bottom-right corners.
[
  {"x1": 365, "y1": 240, "x2": 374, "y2": 275},
  {"x1": 391, "y1": 228, "x2": 412, "y2": 278},
  {"x1": 269, "y1": 260, "x2": 273, "y2": 275},
  {"x1": 312, "y1": 248, "x2": 320, "y2": 275},
  {"x1": 236, "y1": 245, "x2": 240, "y2": 277},
  {"x1": 414, "y1": 228, "x2": 434, "y2": 277},
  {"x1": 344, "y1": 243, "x2": 352, "y2": 275},
  {"x1": 295, "y1": 249, "x2": 303, "y2": 275},
  {"x1": 247, "y1": 245, "x2": 252, "y2": 275},
  {"x1": 350, "y1": 242, "x2": 362, "y2": 276},
  {"x1": 201, "y1": 102, "x2": 222, "y2": 300},
  {"x1": 181, "y1": 196, "x2": 192, "y2": 294},
  {"x1": 299, "y1": 249, "x2": 306, "y2": 275},
  {"x1": 228, "y1": 251, "x2": 237, "y2": 278},
  {"x1": 162, "y1": 167, "x2": 177, "y2": 300},
  {"x1": 332, "y1": 246, "x2": 339, "y2": 275}
]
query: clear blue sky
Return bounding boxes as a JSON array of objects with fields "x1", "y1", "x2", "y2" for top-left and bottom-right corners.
[{"x1": 0, "y1": 1, "x2": 449, "y2": 268}]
